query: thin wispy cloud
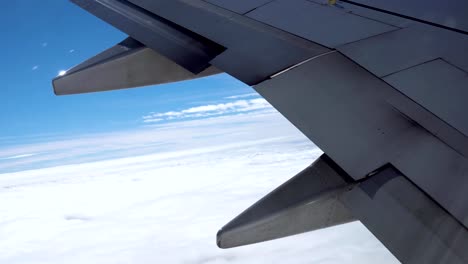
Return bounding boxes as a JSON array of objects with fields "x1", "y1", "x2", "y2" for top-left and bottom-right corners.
[
  {"x1": 143, "y1": 98, "x2": 272, "y2": 123},
  {"x1": 0, "y1": 153, "x2": 38, "y2": 160},
  {"x1": 224, "y1": 93, "x2": 259, "y2": 99},
  {"x1": 32, "y1": 65, "x2": 39, "y2": 71},
  {"x1": 41, "y1": 42, "x2": 48, "y2": 47},
  {"x1": 69, "y1": 49, "x2": 75, "y2": 53}
]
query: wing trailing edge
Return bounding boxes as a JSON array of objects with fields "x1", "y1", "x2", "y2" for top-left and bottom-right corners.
[
  {"x1": 217, "y1": 154, "x2": 357, "y2": 248},
  {"x1": 53, "y1": 37, "x2": 221, "y2": 95},
  {"x1": 342, "y1": 166, "x2": 468, "y2": 264},
  {"x1": 218, "y1": 159, "x2": 468, "y2": 263}
]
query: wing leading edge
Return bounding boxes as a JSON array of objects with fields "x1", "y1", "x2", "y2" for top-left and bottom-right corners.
[{"x1": 54, "y1": 1, "x2": 468, "y2": 263}]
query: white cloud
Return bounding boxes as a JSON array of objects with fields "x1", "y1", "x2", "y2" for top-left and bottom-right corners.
[
  {"x1": 31, "y1": 65, "x2": 39, "y2": 71},
  {"x1": 224, "y1": 93, "x2": 259, "y2": 99},
  {"x1": 0, "y1": 132, "x2": 398, "y2": 264},
  {"x1": 41, "y1": 42, "x2": 48, "y2": 47},
  {"x1": 69, "y1": 49, "x2": 75, "y2": 53},
  {"x1": 0, "y1": 109, "x2": 301, "y2": 173},
  {"x1": 0, "y1": 98, "x2": 399, "y2": 263},
  {"x1": 143, "y1": 98, "x2": 273, "y2": 123}
]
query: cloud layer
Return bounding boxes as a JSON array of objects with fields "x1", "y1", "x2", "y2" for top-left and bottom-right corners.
[
  {"x1": 0, "y1": 135, "x2": 398, "y2": 264},
  {"x1": 0, "y1": 95, "x2": 399, "y2": 263},
  {"x1": 0, "y1": 104, "x2": 293, "y2": 173},
  {"x1": 143, "y1": 97, "x2": 272, "y2": 123}
]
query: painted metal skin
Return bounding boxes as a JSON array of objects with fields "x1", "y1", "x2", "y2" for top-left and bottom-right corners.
[{"x1": 53, "y1": 1, "x2": 468, "y2": 263}]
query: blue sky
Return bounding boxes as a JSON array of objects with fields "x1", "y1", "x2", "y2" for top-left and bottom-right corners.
[
  {"x1": 0, "y1": 1, "x2": 274, "y2": 173},
  {"x1": 1, "y1": 1, "x2": 254, "y2": 145}
]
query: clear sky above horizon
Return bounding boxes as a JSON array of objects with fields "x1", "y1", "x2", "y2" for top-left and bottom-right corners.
[{"x1": 1, "y1": 1, "x2": 253, "y2": 144}]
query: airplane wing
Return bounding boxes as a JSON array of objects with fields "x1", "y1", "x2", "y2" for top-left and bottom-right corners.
[{"x1": 53, "y1": 1, "x2": 468, "y2": 263}]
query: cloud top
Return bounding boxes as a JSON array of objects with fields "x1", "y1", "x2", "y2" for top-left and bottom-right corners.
[{"x1": 0, "y1": 128, "x2": 398, "y2": 264}]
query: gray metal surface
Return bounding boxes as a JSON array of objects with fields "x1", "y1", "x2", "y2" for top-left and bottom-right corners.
[
  {"x1": 255, "y1": 51, "x2": 411, "y2": 179},
  {"x1": 217, "y1": 155, "x2": 357, "y2": 248},
  {"x1": 127, "y1": 0, "x2": 329, "y2": 85},
  {"x1": 347, "y1": 0, "x2": 468, "y2": 33},
  {"x1": 328, "y1": 0, "x2": 413, "y2": 28},
  {"x1": 53, "y1": 39, "x2": 220, "y2": 95},
  {"x1": 342, "y1": 166, "x2": 468, "y2": 264},
  {"x1": 254, "y1": 52, "x2": 468, "y2": 228},
  {"x1": 385, "y1": 86, "x2": 468, "y2": 159},
  {"x1": 72, "y1": 0, "x2": 224, "y2": 74},
  {"x1": 247, "y1": 0, "x2": 396, "y2": 48},
  {"x1": 338, "y1": 24, "x2": 468, "y2": 77},
  {"x1": 204, "y1": 0, "x2": 272, "y2": 14},
  {"x1": 385, "y1": 59, "x2": 468, "y2": 137},
  {"x1": 388, "y1": 131, "x2": 468, "y2": 229}
]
